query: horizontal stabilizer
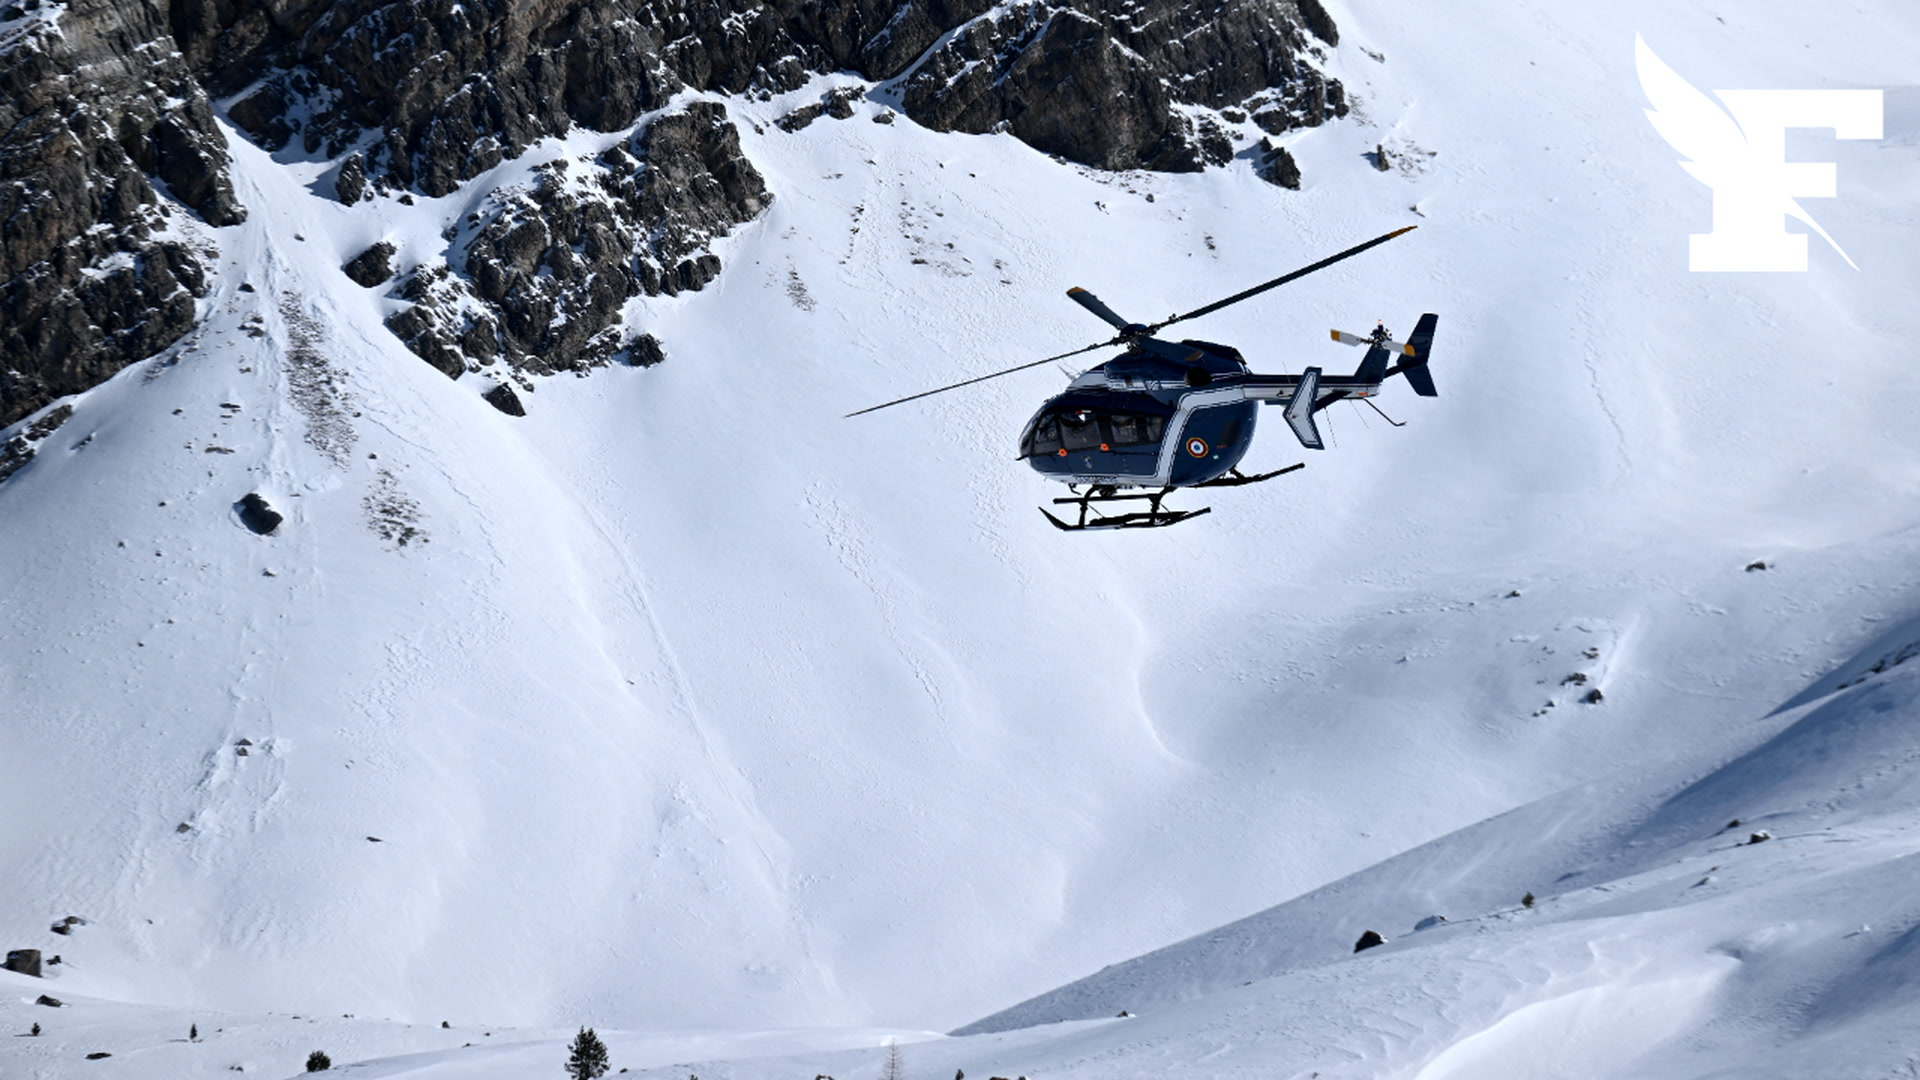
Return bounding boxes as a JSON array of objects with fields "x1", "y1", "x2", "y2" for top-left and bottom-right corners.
[
  {"x1": 1332, "y1": 329, "x2": 1415, "y2": 356},
  {"x1": 1284, "y1": 366, "x2": 1325, "y2": 450}
]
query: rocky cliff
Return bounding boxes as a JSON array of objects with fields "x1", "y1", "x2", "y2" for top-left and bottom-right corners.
[
  {"x1": 1, "y1": 0, "x2": 242, "y2": 430},
  {"x1": 0, "y1": 0, "x2": 1345, "y2": 430}
]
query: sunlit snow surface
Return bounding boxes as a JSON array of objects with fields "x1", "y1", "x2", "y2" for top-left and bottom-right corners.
[{"x1": 4, "y1": 0, "x2": 1920, "y2": 1076}]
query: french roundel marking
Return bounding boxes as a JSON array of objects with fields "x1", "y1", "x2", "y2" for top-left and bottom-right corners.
[{"x1": 1185, "y1": 437, "x2": 1209, "y2": 458}]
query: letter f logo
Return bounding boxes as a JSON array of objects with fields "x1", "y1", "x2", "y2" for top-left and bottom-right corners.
[{"x1": 1637, "y1": 34, "x2": 1882, "y2": 271}]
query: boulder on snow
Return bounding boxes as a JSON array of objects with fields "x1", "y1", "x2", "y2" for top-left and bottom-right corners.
[
  {"x1": 1748, "y1": 830, "x2": 1772, "y2": 845},
  {"x1": 4, "y1": 948, "x2": 41, "y2": 977},
  {"x1": 343, "y1": 242, "x2": 396, "y2": 288},
  {"x1": 1412, "y1": 915, "x2": 1448, "y2": 932},
  {"x1": 483, "y1": 383, "x2": 525, "y2": 417},
  {"x1": 1254, "y1": 137, "x2": 1300, "y2": 189},
  {"x1": 1353, "y1": 929, "x2": 1387, "y2": 952},
  {"x1": 335, "y1": 153, "x2": 368, "y2": 204},
  {"x1": 626, "y1": 333, "x2": 666, "y2": 368},
  {"x1": 36, "y1": 994, "x2": 63, "y2": 1007},
  {"x1": 236, "y1": 494, "x2": 283, "y2": 535}
]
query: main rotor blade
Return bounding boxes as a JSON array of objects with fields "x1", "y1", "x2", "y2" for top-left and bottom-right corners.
[
  {"x1": 1148, "y1": 226, "x2": 1417, "y2": 332},
  {"x1": 844, "y1": 340, "x2": 1113, "y2": 418},
  {"x1": 1067, "y1": 287, "x2": 1132, "y2": 330}
]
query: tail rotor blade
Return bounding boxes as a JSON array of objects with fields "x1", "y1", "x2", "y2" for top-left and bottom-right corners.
[
  {"x1": 845, "y1": 340, "x2": 1113, "y2": 418},
  {"x1": 1333, "y1": 330, "x2": 1415, "y2": 355},
  {"x1": 1150, "y1": 226, "x2": 1417, "y2": 333},
  {"x1": 1067, "y1": 287, "x2": 1132, "y2": 330}
]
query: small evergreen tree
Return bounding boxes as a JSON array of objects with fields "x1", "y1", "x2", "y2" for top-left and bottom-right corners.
[
  {"x1": 30, "y1": 1022, "x2": 40, "y2": 1037},
  {"x1": 566, "y1": 1027, "x2": 610, "y2": 1080},
  {"x1": 190, "y1": 1022, "x2": 199, "y2": 1042},
  {"x1": 306, "y1": 1049, "x2": 332, "y2": 1071},
  {"x1": 1521, "y1": 891, "x2": 1536, "y2": 909},
  {"x1": 880, "y1": 1040, "x2": 905, "y2": 1080}
]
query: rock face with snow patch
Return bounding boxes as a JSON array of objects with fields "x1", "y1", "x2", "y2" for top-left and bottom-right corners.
[
  {"x1": 897, "y1": 0, "x2": 1345, "y2": 171},
  {"x1": 386, "y1": 102, "x2": 769, "y2": 376},
  {"x1": 1, "y1": 0, "x2": 1343, "y2": 420},
  {"x1": 0, "y1": 0, "x2": 243, "y2": 429},
  {"x1": 200, "y1": 0, "x2": 1343, "y2": 194}
]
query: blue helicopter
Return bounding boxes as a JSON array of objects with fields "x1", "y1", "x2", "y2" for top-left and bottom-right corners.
[{"x1": 849, "y1": 227, "x2": 1439, "y2": 530}]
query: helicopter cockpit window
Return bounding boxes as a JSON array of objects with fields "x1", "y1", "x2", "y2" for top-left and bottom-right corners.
[
  {"x1": 1027, "y1": 415, "x2": 1062, "y2": 456},
  {"x1": 1108, "y1": 413, "x2": 1166, "y2": 447},
  {"x1": 1059, "y1": 410, "x2": 1103, "y2": 451}
]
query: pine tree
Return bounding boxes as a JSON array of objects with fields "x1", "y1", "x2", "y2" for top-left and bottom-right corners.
[
  {"x1": 1521, "y1": 891, "x2": 1536, "y2": 909},
  {"x1": 306, "y1": 1049, "x2": 332, "y2": 1071},
  {"x1": 190, "y1": 1022, "x2": 199, "y2": 1042},
  {"x1": 30, "y1": 1022, "x2": 40, "y2": 1037},
  {"x1": 880, "y1": 1040, "x2": 905, "y2": 1080},
  {"x1": 566, "y1": 1027, "x2": 610, "y2": 1080}
]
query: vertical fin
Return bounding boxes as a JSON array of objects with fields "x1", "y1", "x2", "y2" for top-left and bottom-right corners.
[
  {"x1": 1353, "y1": 344, "x2": 1391, "y2": 382},
  {"x1": 1403, "y1": 313, "x2": 1439, "y2": 397}
]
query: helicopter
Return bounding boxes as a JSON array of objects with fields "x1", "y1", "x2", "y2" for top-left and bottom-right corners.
[{"x1": 848, "y1": 226, "x2": 1439, "y2": 530}]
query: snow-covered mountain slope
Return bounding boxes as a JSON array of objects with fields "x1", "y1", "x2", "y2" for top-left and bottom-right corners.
[
  {"x1": 8, "y1": 649, "x2": 1920, "y2": 1078},
  {"x1": 4, "y1": 0, "x2": 1918, "y2": 1071}
]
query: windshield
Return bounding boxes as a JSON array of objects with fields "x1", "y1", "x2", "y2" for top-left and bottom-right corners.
[{"x1": 1026, "y1": 408, "x2": 1167, "y2": 456}]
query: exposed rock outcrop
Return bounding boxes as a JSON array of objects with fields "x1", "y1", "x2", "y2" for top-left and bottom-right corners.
[
  {"x1": 0, "y1": 0, "x2": 243, "y2": 429},
  {"x1": 0, "y1": 403, "x2": 73, "y2": 484},
  {"x1": 2, "y1": 0, "x2": 1345, "y2": 422},
  {"x1": 483, "y1": 383, "x2": 525, "y2": 417},
  {"x1": 1256, "y1": 138, "x2": 1302, "y2": 189},
  {"x1": 3, "y1": 948, "x2": 41, "y2": 977},
  {"x1": 343, "y1": 242, "x2": 396, "y2": 287},
  {"x1": 898, "y1": 1, "x2": 1344, "y2": 172},
  {"x1": 192, "y1": 0, "x2": 1341, "y2": 195},
  {"x1": 386, "y1": 102, "x2": 768, "y2": 378}
]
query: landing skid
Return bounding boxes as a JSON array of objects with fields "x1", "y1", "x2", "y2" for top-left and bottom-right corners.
[
  {"x1": 1040, "y1": 463, "x2": 1305, "y2": 531},
  {"x1": 1042, "y1": 487, "x2": 1211, "y2": 531},
  {"x1": 1194, "y1": 463, "x2": 1306, "y2": 488}
]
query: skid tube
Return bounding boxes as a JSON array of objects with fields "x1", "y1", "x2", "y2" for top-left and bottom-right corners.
[{"x1": 1039, "y1": 465, "x2": 1303, "y2": 531}]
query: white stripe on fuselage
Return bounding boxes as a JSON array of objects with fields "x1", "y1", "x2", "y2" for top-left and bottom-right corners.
[{"x1": 1056, "y1": 379, "x2": 1382, "y2": 488}]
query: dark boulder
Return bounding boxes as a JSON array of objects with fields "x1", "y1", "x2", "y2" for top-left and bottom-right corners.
[
  {"x1": 4, "y1": 948, "x2": 41, "y2": 977},
  {"x1": 1353, "y1": 930, "x2": 1386, "y2": 952},
  {"x1": 36, "y1": 994, "x2": 63, "y2": 1007},
  {"x1": 626, "y1": 334, "x2": 666, "y2": 368},
  {"x1": 335, "y1": 154, "x2": 368, "y2": 205},
  {"x1": 343, "y1": 242, "x2": 396, "y2": 288},
  {"x1": 236, "y1": 494, "x2": 284, "y2": 535},
  {"x1": 483, "y1": 383, "x2": 525, "y2": 417},
  {"x1": 1255, "y1": 138, "x2": 1301, "y2": 189},
  {"x1": 776, "y1": 103, "x2": 827, "y2": 132}
]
